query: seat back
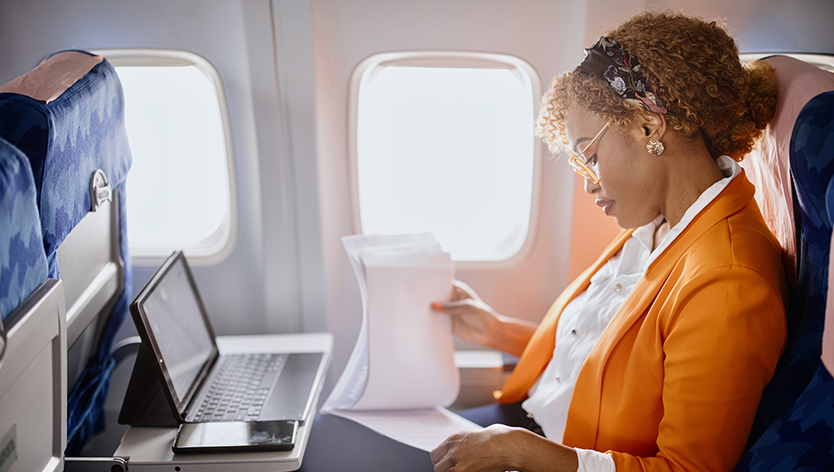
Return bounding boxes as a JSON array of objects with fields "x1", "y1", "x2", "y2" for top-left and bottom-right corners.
[
  {"x1": 735, "y1": 163, "x2": 834, "y2": 469},
  {"x1": 734, "y1": 66, "x2": 834, "y2": 468},
  {"x1": 737, "y1": 56, "x2": 834, "y2": 442},
  {"x1": 0, "y1": 136, "x2": 66, "y2": 472},
  {"x1": 0, "y1": 50, "x2": 132, "y2": 455},
  {"x1": 0, "y1": 137, "x2": 48, "y2": 318}
]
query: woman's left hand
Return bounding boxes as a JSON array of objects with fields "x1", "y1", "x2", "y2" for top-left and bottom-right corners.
[
  {"x1": 430, "y1": 425, "x2": 579, "y2": 472},
  {"x1": 430, "y1": 425, "x2": 524, "y2": 472}
]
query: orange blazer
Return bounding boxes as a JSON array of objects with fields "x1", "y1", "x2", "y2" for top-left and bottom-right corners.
[{"x1": 498, "y1": 171, "x2": 788, "y2": 471}]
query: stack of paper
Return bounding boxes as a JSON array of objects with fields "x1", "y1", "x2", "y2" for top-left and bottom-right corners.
[{"x1": 322, "y1": 233, "x2": 482, "y2": 451}]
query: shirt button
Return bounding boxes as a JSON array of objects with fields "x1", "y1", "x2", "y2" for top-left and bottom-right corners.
[
  {"x1": 527, "y1": 412, "x2": 535, "y2": 418},
  {"x1": 556, "y1": 376, "x2": 561, "y2": 382},
  {"x1": 571, "y1": 328, "x2": 577, "y2": 335},
  {"x1": 614, "y1": 283, "x2": 622, "y2": 292}
]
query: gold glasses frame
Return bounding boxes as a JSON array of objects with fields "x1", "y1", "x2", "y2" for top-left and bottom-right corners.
[{"x1": 568, "y1": 122, "x2": 609, "y2": 184}]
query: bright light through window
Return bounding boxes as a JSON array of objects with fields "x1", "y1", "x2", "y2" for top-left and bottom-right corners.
[
  {"x1": 114, "y1": 61, "x2": 233, "y2": 263},
  {"x1": 356, "y1": 62, "x2": 537, "y2": 262}
]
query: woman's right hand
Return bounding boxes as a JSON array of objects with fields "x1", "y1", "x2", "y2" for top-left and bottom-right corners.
[
  {"x1": 431, "y1": 280, "x2": 503, "y2": 349},
  {"x1": 431, "y1": 280, "x2": 538, "y2": 357}
]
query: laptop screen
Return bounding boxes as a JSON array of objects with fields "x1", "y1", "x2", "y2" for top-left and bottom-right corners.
[{"x1": 140, "y1": 254, "x2": 216, "y2": 408}]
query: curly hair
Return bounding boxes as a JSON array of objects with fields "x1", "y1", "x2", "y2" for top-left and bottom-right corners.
[{"x1": 536, "y1": 11, "x2": 777, "y2": 161}]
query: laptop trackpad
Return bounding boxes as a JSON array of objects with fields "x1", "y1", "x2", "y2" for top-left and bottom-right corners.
[{"x1": 260, "y1": 352, "x2": 323, "y2": 424}]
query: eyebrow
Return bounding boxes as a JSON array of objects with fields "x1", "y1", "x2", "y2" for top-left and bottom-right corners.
[{"x1": 571, "y1": 137, "x2": 591, "y2": 154}]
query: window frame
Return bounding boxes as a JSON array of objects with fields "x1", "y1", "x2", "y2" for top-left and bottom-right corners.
[
  {"x1": 348, "y1": 51, "x2": 543, "y2": 271},
  {"x1": 93, "y1": 48, "x2": 238, "y2": 267}
]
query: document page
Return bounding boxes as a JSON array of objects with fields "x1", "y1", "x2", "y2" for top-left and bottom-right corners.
[
  {"x1": 322, "y1": 234, "x2": 482, "y2": 450},
  {"x1": 328, "y1": 406, "x2": 482, "y2": 452}
]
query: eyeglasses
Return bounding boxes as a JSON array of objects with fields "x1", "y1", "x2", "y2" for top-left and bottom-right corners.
[{"x1": 568, "y1": 122, "x2": 609, "y2": 184}]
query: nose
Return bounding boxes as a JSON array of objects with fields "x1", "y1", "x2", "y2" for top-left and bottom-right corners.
[{"x1": 584, "y1": 177, "x2": 600, "y2": 195}]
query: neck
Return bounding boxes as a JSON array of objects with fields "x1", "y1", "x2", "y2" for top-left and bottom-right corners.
[{"x1": 658, "y1": 137, "x2": 725, "y2": 227}]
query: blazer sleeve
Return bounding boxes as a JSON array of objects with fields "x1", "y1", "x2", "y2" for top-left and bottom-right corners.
[{"x1": 609, "y1": 265, "x2": 787, "y2": 472}]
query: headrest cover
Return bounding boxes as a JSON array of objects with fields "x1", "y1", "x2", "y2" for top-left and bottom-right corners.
[
  {"x1": 0, "y1": 51, "x2": 103, "y2": 104},
  {"x1": 0, "y1": 51, "x2": 132, "y2": 266},
  {"x1": 0, "y1": 137, "x2": 48, "y2": 319},
  {"x1": 740, "y1": 56, "x2": 834, "y2": 287}
]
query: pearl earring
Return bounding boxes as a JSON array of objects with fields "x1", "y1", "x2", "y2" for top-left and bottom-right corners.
[{"x1": 647, "y1": 139, "x2": 664, "y2": 156}]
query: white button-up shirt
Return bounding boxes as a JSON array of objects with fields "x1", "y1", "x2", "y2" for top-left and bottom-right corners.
[{"x1": 523, "y1": 156, "x2": 741, "y2": 471}]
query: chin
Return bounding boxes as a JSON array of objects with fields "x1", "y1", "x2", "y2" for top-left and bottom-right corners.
[
  {"x1": 612, "y1": 215, "x2": 632, "y2": 229},
  {"x1": 614, "y1": 214, "x2": 654, "y2": 230},
  {"x1": 614, "y1": 219, "x2": 639, "y2": 229}
]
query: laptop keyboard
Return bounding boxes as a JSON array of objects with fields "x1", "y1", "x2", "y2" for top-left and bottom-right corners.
[{"x1": 193, "y1": 353, "x2": 287, "y2": 422}]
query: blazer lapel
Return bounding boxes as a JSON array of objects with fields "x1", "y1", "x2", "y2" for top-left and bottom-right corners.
[{"x1": 497, "y1": 229, "x2": 634, "y2": 403}]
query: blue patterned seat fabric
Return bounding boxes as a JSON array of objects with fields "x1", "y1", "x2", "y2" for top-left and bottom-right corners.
[
  {"x1": 0, "y1": 52, "x2": 132, "y2": 277},
  {"x1": 0, "y1": 137, "x2": 48, "y2": 321},
  {"x1": 735, "y1": 91, "x2": 834, "y2": 470},
  {"x1": 0, "y1": 50, "x2": 132, "y2": 455}
]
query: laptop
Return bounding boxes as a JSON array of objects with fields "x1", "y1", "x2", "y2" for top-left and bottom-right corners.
[{"x1": 123, "y1": 251, "x2": 328, "y2": 426}]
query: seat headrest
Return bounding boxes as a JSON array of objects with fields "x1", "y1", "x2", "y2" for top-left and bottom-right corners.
[
  {"x1": 0, "y1": 50, "x2": 132, "y2": 267},
  {"x1": 740, "y1": 56, "x2": 834, "y2": 287},
  {"x1": 0, "y1": 137, "x2": 48, "y2": 320},
  {"x1": 0, "y1": 51, "x2": 103, "y2": 104}
]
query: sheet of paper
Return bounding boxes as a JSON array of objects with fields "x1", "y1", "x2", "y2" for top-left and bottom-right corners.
[
  {"x1": 324, "y1": 233, "x2": 444, "y2": 410},
  {"x1": 353, "y1": 247, "x2": 457, "y2": 409},
  {"x1": 327, "y1": 406, "x2": 483, "y2": 452},
  {"x1": 323, "y1": 233, "x2": 458, "y2": 411}
]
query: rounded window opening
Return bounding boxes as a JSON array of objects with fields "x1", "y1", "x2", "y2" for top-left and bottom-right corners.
[
  {"x1": 95, "y1": 49, "x2": 237, "y2": 267},
  {"x1": 350, "y1": 52, "x2": 542, "y2": 267}
]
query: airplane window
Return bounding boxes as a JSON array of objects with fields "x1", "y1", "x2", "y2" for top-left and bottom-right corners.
[
  {"x1": 96, "y1": 50, "x2": 236, "y2": 266},
  {"x1": 352, "y1": 53, "x2": 541, "y2": 265}
]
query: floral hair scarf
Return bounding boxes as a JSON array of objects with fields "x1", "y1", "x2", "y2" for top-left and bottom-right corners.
[{"x1": 576, "y1": 36, "x2": 672, "y2": 115}]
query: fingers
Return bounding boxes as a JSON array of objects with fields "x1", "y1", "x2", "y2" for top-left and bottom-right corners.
[
  {"x1": 451, "y1": 282, "x2": 470, "y2": 301},
  {"x1": 433, "y1": 456, "x2": 455, "y2": 472},
  {"x1": 452, "y1": 279, "x2": 473, "y2": 292},
  {"x1": 431, "y1": 434, "x2": 461, "y2": 472},
  {"x1": 452, "y1": 280, "x2": 479, "y2": 301},
  {"x1": 431, "y1": 299, "x2": 488, "y2": 318},
  {"x1": 429, "y1": 439, "x2": 449, "y2": 464},
  {"x1": 432, "y1": 280, "x2": 480, "y2": 311}
]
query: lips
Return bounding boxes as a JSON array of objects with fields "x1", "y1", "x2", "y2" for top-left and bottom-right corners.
[{"x1": 596, "y1": 199, "x2": 614, "y2": 216}]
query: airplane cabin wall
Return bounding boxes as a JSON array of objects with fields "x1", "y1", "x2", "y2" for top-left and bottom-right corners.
[
  {"x1": 1, "y1": 0, "x2": 833, "y2": 398},
  {"x1": 0, "y1": 0, "x2": 321, "y2": 338},
  {"x1": 311, "y1": 0, "x2": 590, "y2": 386}
]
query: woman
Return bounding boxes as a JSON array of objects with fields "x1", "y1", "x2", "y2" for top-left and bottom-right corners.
[{"x1": 430, "y1": 11, "x2": 788, "y2": 472}]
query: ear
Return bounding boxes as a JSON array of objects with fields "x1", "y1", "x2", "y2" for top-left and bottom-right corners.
[{"x1": 638, "y1": 112, "x2": 666, "y2": 141}]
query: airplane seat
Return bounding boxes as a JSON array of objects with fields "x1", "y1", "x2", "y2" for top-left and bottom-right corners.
[
  {"x1": 0, "y1": 135, "x2": 67, "y2": 472},
  {"x1": 733, "y1": 56, "x2": 834, "y2": 468},
  {"x1": 0, "y1": 137, "x2": 49, "y2": 318},
  {"x1": 0, "y1": 50, "x2": 133, "y2": 456}
]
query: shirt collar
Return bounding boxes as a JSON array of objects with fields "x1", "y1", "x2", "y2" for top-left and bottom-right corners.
[{"x1": 631, "y1": 215, "x2": 665, "y2": 253}]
